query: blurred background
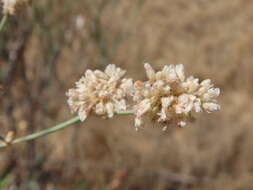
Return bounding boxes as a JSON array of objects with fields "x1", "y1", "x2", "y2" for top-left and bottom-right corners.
[{"x1": 0, "y1": 0, "x2": 253, "y2": 189}]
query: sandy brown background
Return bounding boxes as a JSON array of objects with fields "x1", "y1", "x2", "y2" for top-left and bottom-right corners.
[{"x1": 0, "y1": 0, "x2": 253, "y2": 189}]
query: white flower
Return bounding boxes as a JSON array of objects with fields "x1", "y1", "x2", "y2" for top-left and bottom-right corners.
[
  {"x1": 66, "y1": 64, "x2": 133, "y2": 121},
  {"x1": 132, "y1": 63, "x2": 220, "y2": 129},
  {"x1": 67, "y1": 63, "x2": 220, "y2": 130},
  {"x1": 203, "y1": 102, "x2": 221, "y2": 113}
]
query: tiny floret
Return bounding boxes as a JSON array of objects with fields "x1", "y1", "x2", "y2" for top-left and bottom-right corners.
[
  {"x1": 66, "y1": 64, "x2": 133, "y2": 121},
  {"x1": 132, "y1": 63, "x2": 220, "y2": 129}
]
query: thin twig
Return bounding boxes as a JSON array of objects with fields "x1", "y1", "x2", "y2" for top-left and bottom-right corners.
[{"x1": 0, "y1": 111, "x2": 134, "y2": 149}]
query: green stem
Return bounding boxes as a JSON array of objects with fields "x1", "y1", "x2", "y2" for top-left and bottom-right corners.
[
  {"x1": 0, "y1": 14, "x2": 8, "y2": 33},
  {"x1": 13, "y1": 116, "x2": 81, "y2": 144},
  {"x1": 0, "y1": 111, "x2": 134, "y2": 149}
]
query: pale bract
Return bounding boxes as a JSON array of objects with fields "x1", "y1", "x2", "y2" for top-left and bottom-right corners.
[
  {"x1": 132, "y1": 63, "x2": 220, "y2": 130},
  {"x1": 66, "y1": 64, "x2": 133, "y2": 121}
]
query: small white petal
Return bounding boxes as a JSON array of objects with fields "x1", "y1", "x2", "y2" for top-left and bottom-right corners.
[
  {"x1": 158, "y1": 108, "x2": 167, "y2": 121},
  {"x1": 203, "y1": 103, "x2": 220, "y2": 112},
  {"x1": 175, "y1": 94, "x2": 195, "y2": 114},
  {"x1": 202, "y1": 88, "x2": 220, "y2": 101},
  {"x1": 120, "y1": 79, "x2": 133, "y2": 91},
  {"x1": 156, "y1": 71, "x2": 163, "y2": 80},
  {"x1": 208, "y1": 88, "x2": 220, "y2": 98},
  {"x1": 114, "y1": 99, "x2": 126, "y2": 111},
  {"x1": 144, "y1": 63, "x2": 156, "y2": 80},
  {"x1": 175, "y1": 64, "x2": 185, "y2": 81},
  {"x1": 200, "y1": 79, "x2": 211, "y2": 86},
  {"x1": 94, "y1": 70, "x2": 108, "y2": 79},
  {"x1": 85, "y1": 70, "x2": 97, "y2": 82},
  {"x1": 182, "y1": 76, "x2": 199, "y2": 93},
  {"x1": 95, "y1": 102, "x2": 105, "y2": 115},
  {"x1": 135, "y1": 117, "x2": 142, "y2": 127},
  {"x1": 161, "y1": 97, "x2": 174, "y2": 108},
  {"x1": 78, "y1": 109, "x2": 88, "y2": 121},
  {"x1": 106, "y1": 102, "x2": 114, "y2": 118},
  {"x1": 194, "y1": 99, "x2": 202, "y2": 112},
  {"x1": 105, "y1": 64, "x2": 116, "y2": 76},
  {"x1": 153, "y1": 80, "x2": 164, "y2": 88},
  {"x1": 178, "y1": 121, "x2": 187, "y2": 127},
  {"x1": 135, "y1": 99, "x2": 151, "y2": 117},
  {"x1": 163, "y1": 65, "x2": 178, "y2": 81},
  {"x1": 163, "y1": 85, "x2": 171, "y2": 93}
]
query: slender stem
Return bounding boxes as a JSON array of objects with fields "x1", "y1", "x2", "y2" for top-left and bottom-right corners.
[
  {"x1": 13, "y1": 116, "x2": 81, "y2": 144},
  {"x1": 0, "y1": 111, "x2": 134, "y2": 149},
  {"x1": 0, "y1": 14, "x2": 8, "y2": 33}
]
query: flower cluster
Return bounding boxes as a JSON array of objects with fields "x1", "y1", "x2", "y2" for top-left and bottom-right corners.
[
  {"x1": 67, "y1": 64, "x2": 220, "y2": 130},
  {"x1": 66, "y1": 64, "x2": 133, "y2": 121},
  {"x1": 2, "y1": 0, "x2": 28, "y2": 15},
  {"x1": 133, "y1": 64, "x2": 220, "y2": 129}
]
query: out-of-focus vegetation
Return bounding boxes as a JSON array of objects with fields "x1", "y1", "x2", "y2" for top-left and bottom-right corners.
[{"x1": 1, "y1": 0, "x2": 253, "y2": 189}]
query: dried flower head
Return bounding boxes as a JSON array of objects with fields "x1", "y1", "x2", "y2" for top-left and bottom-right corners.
[
  {"x1": 66, "y1": 64, "x2": 133, "y2": 121},
  {"x1": 2, "y1": 0, "x2": 28, "y2": 15},
  {"x1": 133, "y1": 63, "x2": 220, "y2": 130}
]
